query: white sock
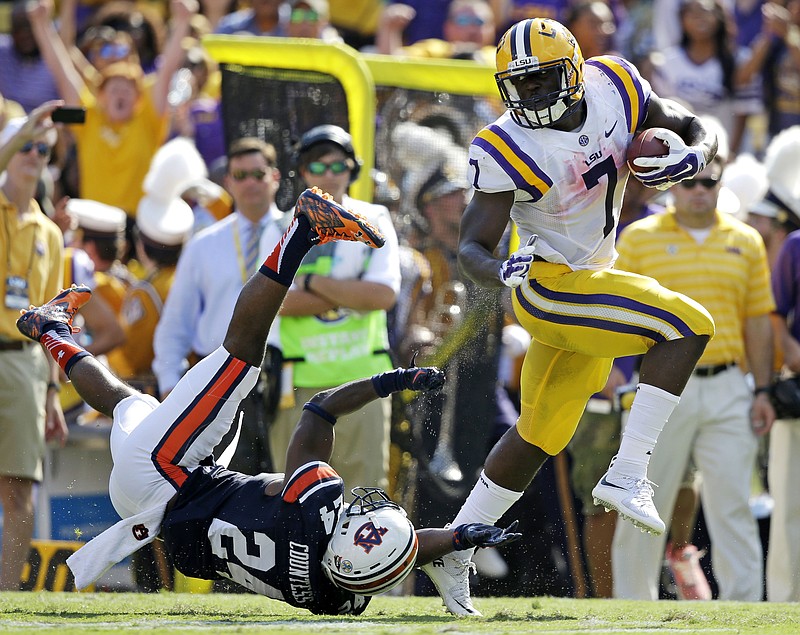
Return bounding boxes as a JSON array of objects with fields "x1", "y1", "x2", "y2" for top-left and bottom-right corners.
[
  {"x1": 609, "y1": 383, "x2": 680, "y2": 479},
  {"x1": 447, "y1": 471, "x2": 522, "y2": 559}
]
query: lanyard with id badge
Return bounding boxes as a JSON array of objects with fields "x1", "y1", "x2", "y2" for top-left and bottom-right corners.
[
  {"x1": 4, "y1": 217, "x2": 38, "y2": 311},
  {"x1": 5, "y1": 275, "x2": 31, "y2": 310}
]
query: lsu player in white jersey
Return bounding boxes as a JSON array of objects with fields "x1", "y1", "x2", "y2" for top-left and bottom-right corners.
[{"x1": 419, "y1": 18, "x2": 718, "y2": 616}]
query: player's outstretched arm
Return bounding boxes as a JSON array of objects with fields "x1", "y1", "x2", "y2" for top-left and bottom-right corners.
[
  {"x1": 415, "y1": 521, "x2": 522, "y2": 566},
  {"x1": 283, "y1": 366, "x2": 445, "y2": 478}
]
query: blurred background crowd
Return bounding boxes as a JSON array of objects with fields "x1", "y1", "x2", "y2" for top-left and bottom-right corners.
[{"x1": 1, "y1": 0, "x2": 800, "y2": 604}]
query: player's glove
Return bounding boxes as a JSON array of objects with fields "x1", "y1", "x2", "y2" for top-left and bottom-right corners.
[
  {"x1": 632, "y1": 128, "x2": 705, "y2": 191},
  {"x1": 499, "y1": 235, "x2": 538, "y2": 289},
  {"x1": 452, "y1": 520, "x2": 522, "y2": 551},
  {"x1": 372, "y1": 365, "x2": 445, "y2": 397}
]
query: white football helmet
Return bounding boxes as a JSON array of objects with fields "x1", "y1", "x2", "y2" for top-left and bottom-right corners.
[{"x1": 321, "y1": 488, "x2": 418, "y2": 595}]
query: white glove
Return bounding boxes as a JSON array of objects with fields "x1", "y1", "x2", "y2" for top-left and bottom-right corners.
[
  {"x1": 632, "y1": 128, "x2": 706, "y2": 190},
  {"x1": 499, "y1": 235, "x2": 537, "y2": 289}
]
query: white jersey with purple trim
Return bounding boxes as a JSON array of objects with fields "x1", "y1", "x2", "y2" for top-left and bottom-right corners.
[{"x1": 469, "y1": 55, "x2": 652, "y2": 271}]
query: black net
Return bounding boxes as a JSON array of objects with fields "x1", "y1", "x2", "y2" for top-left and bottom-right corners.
[
  {"x1": 220, "y1": 64, "x2": 350, "y2": 210},
  {"x1": 373, "y1": 87, "x2": 502, "y2": 243}
]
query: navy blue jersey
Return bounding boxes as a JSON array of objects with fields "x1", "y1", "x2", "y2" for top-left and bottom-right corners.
[{"x1": 161, "y1": 461, "x2": 371, "y2": 615}]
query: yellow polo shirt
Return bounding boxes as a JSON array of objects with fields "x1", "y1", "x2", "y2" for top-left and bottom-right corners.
[
  {"x1": 73, "y1": 84, "x2": 169, "y2": 216},
  {"x1": 615, "y1": 209, "x2": 775, "y2": 367},
  {"x1": 0, "y1": 193, "x2": 63, "y2": 340}
]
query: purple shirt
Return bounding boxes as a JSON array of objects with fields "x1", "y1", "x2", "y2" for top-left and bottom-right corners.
[
  {"x1": 772, "y1": 230, "x2": 800, "y2": 341},
  {"x1": 190, "y1": 98, "x2": 226, "y2": 168},
  {"x1": 0, "y1": 36, "x2": 59, "y2": 113},
  {"x1": 389, "y1": 0, "x2": 452, "y2": 44},
  {"x1": 735, "y1": 0, "x2": 763, "y2": 48}
]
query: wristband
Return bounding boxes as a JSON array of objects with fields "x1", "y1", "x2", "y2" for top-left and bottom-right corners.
[
  {"x1": 372, "y1": 370, "x2": 404, "y2": 398},
  {"x1": 303, "y1": 401, "x2": 337, "y2": 425},
  {"x1": 47, "y1": 381, "x2": 61, "y2": 393},
  {"x1": 451, "y1": 524, "x2": 470, "y2": 551},
  {"x1": 754, "y1": 386, "x2": 771, "y2": 396},
  {"x1": 304, "y1": 274, "x2": 315, "y2": 293}
]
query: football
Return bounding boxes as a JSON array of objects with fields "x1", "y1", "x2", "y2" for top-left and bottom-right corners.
[{"x1": 626, "y1": 128, "x2": 669, "y2": 174}]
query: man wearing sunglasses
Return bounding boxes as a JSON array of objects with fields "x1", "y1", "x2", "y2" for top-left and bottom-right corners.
[
  {"x1": 612, "y1": 128, "x2": 776, "y2": 602},
  {"x1": 266, "y1": 124, "x2": 401, "y2": 496},
  {"x1": 154, "y1": 137, "x2": 285, "y2": 482},
  {"x1": 286, "y1": 0, "x2": 342, "y2": 42},
  {"x1": 0, "y1": 101, "x2": 66, "y2": 590}
]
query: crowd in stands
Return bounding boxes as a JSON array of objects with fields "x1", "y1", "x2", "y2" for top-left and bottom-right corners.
[{"x1": 1, "y1": 0, "x2": 800, "y2": 604}]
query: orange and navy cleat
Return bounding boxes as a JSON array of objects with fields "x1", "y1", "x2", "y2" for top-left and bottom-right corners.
[
  {"x1": 16, "y1": 284, "x2": 92, "y2": 341},
  {"x1": 295, "y1": 186, "x2": 385, "y2": 248}
]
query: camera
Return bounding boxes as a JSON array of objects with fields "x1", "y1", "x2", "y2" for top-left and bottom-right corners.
[{"x1": 51, "y1": 107, "x2": 86, "y2": 125}]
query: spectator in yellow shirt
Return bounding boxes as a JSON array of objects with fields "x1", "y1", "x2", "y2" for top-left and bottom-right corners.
[{"x1": 26, "y1": 0, "x2": 197, "y2": 218}]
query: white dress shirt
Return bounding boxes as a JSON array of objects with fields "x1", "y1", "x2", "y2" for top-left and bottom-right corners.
[{"x1": 153, "y1": 206, "x2": 285, "y2": 393}]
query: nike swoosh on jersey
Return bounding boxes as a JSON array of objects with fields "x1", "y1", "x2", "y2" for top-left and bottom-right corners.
[{"x1": 604, "y1": 121, "x2": 617, "y2": 138}]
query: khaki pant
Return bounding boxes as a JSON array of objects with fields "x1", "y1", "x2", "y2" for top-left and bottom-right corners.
[
  {"x1": 613, "y1": 366, "x2": 762, "y2": 601},
  {"x1": 0, "y1": 344, "x2": 48, "y2": 480},
  {"x1": 767, "y1": 418, "x2": 800, "y2": 602}
]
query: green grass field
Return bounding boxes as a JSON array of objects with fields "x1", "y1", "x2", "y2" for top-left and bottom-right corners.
[{"x1": 2, "y1": 592, "x2": 799, "y2": 635}]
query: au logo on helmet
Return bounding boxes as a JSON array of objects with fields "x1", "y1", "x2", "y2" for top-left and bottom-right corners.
[
  {"x1": 321, "y1": 488, "x2": 418, "y2": 595},
  {"x1": 353, "y1": 521, "x2": 388, "y2": 553}
]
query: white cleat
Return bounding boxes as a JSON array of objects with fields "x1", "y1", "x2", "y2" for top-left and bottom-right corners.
[
  {"x1": 421, "y1": 553, "x2": 482, "y2": 617},
  {"x1": 592, "y1": 471, "x2": 666, "y2": 535}
]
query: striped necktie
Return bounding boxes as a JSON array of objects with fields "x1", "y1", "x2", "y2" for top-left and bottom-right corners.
[{"x1": 245, "y1": 221, "x2": 263, "y2": 274}]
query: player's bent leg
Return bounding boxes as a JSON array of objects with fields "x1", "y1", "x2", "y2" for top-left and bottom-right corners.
[
  {"x1": 512, "y1": 264, "x2": 714, "y2": 361},
  {"x1": 512, "y1": 267, "x2": 713, "y2": 536},
  {"x1": 150, "y1": 348, "x2": 260, "y2": 482},
  {"x1": 515, "y1": 342, "x2": 612, "y2": 459},
  {"x1": 108, "y1": 348, "x2": 259, "y2": 518}
]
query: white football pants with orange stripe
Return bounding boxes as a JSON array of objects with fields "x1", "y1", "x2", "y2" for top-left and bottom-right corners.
[{"x1": 108, "y1": 347, "x2": 259, "y2": 519}]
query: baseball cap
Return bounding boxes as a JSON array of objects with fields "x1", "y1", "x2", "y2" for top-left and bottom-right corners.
[
  {"x1": 136, "y1": 195, "x2": 194, "y2": 247},
  {"x1": 0, "y1": 116, "x2": 57, "y2": 148},
  {"x1": 67, "y1": 198, "x2": 127, "y2": 234},
  {"x1": 100, "y1": 61, "x2": 144, "y2": 88},
  {"x1": 748, "y1": 199, "x2": 780, "y2": 219},
  {"x1": 415, "y1": 163, "x2": 470, "y2": 210}
]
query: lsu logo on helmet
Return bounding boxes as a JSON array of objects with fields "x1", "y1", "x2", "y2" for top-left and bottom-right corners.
[
  {"x1": 321, "y1": 488, "x2": 418, "y2": 595},
  {"x1": 495, "y1": 18, "x2": 585, "y2": 128}
]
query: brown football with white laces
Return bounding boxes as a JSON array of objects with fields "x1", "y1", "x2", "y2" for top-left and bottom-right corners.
[{"x1": 626, "y1": 129, "x2": 669, "y2": 174}]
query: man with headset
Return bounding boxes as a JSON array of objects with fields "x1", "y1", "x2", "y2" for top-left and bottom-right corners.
[{"x1": 267, "y1": 124, "x2": 401, "y2": 494}]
